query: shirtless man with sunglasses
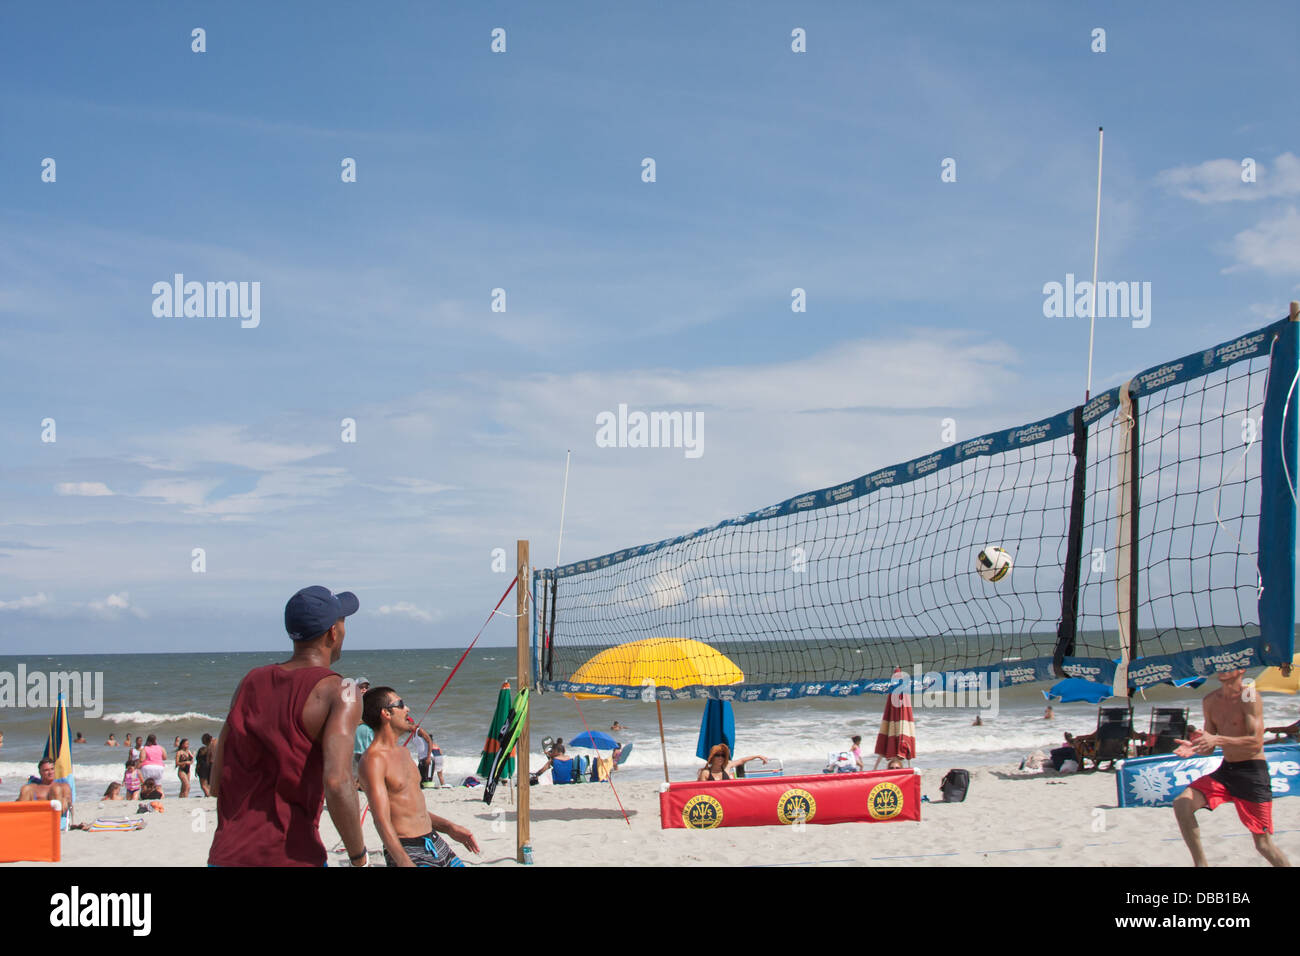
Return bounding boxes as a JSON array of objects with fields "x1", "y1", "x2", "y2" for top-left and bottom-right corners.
[{"x1": 358, "y1": 687, "x2": 480, "y2": 867}]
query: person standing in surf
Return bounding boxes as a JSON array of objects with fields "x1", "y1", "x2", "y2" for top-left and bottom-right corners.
[
  {"x1": 359, "y1": 686, "x2": 480, "y2": 867},
  {"x1": 1172, "y1": 669, "x2": 1291, "y2": 867},
  {"x1": 207, "y1": 586, "x2": 370, "y2": 867}
]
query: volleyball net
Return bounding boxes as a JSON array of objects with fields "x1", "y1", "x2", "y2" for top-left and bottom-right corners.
[{"x1": 533, "y1": 315, "x2": 1298, "y2": 700}]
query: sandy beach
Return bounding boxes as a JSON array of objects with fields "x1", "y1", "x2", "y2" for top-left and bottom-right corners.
[{"x1": 15, "y1": 764, "x2": 1298, "y2": 867}]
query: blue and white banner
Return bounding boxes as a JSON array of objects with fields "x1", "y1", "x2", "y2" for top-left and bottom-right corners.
[{"x1": 1116, "y1": 743, "x2": 1300, "y2": 808}]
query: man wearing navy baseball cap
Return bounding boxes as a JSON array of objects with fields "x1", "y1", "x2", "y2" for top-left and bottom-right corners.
[{"x1": 208, "y1": 586, "x2": 371, "y2": 867}]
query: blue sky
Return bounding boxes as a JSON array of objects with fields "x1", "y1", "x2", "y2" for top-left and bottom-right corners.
[{"x1": 1, "y1": 2, "x2": 1298, "y2": 652}]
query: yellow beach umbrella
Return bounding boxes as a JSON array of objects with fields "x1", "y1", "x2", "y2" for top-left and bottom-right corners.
[
  {"x1": 565, "y1": 638, "x2": 744, "y2": 781},
  {"x1": 1254, "y1": 654, "x2": 1300, "y2": 695}
]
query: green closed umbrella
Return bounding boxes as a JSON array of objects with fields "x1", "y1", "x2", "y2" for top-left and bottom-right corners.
[{"x1": 477, "y1": 681, "x2": 516, "y2": 779}]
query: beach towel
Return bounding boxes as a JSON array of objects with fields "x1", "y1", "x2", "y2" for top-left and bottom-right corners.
[{"x1": 82, "y1": 817, "x2": 147, "y2": 832}]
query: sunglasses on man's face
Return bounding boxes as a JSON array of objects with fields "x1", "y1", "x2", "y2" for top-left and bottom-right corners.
[{"x1": 384, "y1": 699, "x2": 406, "y2": 712}]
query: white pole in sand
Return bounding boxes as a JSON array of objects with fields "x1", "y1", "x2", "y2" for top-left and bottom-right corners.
[{"x1": 1085, "y1": 126, "x2": 1104, "y2": 402}]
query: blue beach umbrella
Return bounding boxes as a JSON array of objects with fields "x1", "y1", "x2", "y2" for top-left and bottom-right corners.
[
  {"x1": 1043, "y1": 678, "x2": 1115, "y2": 704},
  {"x1": 569, "y1": 730, "x2": 619, "y2": 751},
  {"x1": 695, "y1": 698, "x2": 735, "y2": 760}
]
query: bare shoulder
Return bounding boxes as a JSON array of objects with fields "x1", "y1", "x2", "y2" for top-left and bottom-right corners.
[{"x1": 361, "y1": 741, "x2": 398, "y2": 780}]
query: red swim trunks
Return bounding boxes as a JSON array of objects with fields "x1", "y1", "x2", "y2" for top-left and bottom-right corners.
[{"x1": 1187, "y1": 759, "x2": 1273, "y2": 834}]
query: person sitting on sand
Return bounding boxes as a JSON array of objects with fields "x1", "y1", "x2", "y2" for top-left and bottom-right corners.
[
  {"x1": 359, "y1": 687, "x2": 480, "y2": 867},
  {"x1": 1265, "y1": 717, "x2": 1299, "y2": 743},
  {"x1": 696, "y1": 744, "x2": 768, "y2": 781},
  {"x1": 123, "y1": 759, "x2": 142, "y2": 799},
  {"x1": 19, "y1": 759, "x2": 74, "y2": 824},
  {"x1": 140, "y1": 777, "x2": 164, "y2": 801},
  {"x1": 103, "y1": 781, "x2": 125, "y2": 800},
  {"x1": 530, "y1": 739, "x2": 567, "y2": 783}
]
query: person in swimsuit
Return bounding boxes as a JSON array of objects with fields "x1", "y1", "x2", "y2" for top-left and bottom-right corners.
[
  {"x1": 103, "y1": 781, "x2": 125, "y2": 800},
  {"x1": 1172, "y1": 669, "x2": 1291, "y2": 867},
  {"x1": 195, "y1": 733, "x2": 214, "y2": 797},
  {"x1": 139, "y1": 735, "x2": 167, "y2": 786},
  {"x1": 123, "y1": 760, "x2": 142, "y2": 799},
  {"x1": 696, "y1": 744, "x2": 768, "y2": 781},
  {"x1": 176, "y1": 738, "x2": 194, "y2": 797},
  {"x1": 359, "y1": 687, "x2": 480, "y2": 867}
]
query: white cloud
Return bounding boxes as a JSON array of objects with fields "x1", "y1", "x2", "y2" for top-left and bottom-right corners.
[
  {"x1": 139, "y1": 425, "x2": 332, "y2": 472},
  {"x1": 0, "y1": 592, "x2": 50, "y2": 611},
  {"x1": 384, "y1": 478, "x2": 458, "y2": 495},
  {"x1": 88, "y1": 592, "x2": 146, "y2": 618},
  {"x1": 1157, "y1": 153, "x2": 1300, "y2": 204},
  {"x1": 193, "y1": 466, "x2": 349, "y2": 520},
  {"x1": 55, "y1": 482, "x2": 113, "y2": 496},
  {"x1": 134, "y1": 478, "x2": 223, "y2": 508},
  {"x1": 377, "y1": 602, "x2": 435, "y2": 623},
  {"x1": 1224, "y1": 208, "x2": 1300, "y2": 275}
]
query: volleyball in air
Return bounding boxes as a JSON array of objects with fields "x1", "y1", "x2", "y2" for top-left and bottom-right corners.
[{"x1": 976, "y1": 546, "x2": 1013, "y2": 583}]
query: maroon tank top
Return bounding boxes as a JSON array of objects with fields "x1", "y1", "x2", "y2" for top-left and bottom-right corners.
[{"x1": 207, "y1": 663, "x2": 338, "y2": 867}]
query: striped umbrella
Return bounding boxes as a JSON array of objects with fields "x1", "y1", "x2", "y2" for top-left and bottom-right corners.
[
  {"x1": 43, "y1": 692, "x2": 76, "y2": 808},
  {"x1": 477, "y1": 681, "x2": 516, "y2": 778},
  {"x1": 874, "y1": 681, "x2": 916, "y2": 762}
]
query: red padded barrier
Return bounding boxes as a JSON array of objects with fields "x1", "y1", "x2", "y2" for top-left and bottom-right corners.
[{"x1": 660, "y1": 770, "x2": 921, "y2": 830}]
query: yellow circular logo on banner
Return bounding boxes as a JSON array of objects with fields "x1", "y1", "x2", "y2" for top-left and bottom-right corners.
[
  {"x1": 777, "y1": 788, "x2": 817, "y2": 825},
  {"x1": 683, "y1": 794, "x2": 723, "y2": 829},
  {"x1": 867, "y1": 781, "x2": 904, "y2": 820}
]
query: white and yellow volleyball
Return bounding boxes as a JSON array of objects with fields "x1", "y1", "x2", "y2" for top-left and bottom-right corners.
[{"x1": 976, "y1": 546, "x2": 1013, "y2": 583}]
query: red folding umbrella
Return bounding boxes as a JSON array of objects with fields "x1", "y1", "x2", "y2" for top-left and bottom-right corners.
[{"x1": 875, "y1": 679, "x2": 916, "y2": 764}]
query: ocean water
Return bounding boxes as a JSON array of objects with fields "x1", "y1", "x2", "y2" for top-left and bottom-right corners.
[{"x1": 1, "y1": 648, "x2": 1296, "y2": 801}]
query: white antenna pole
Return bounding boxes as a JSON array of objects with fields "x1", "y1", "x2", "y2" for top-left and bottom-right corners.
[
  {"x1": 556, "y1": 450, "x2": 572, "y2": 566},
  {"x1": 1086, "y1": 126, "x2": 1104, "y2": 402}
]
